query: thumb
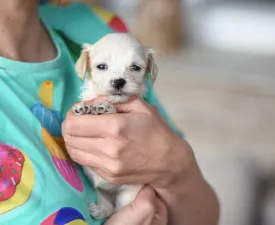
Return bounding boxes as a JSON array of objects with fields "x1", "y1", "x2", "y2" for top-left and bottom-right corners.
[
  {"x1": 132, "y1": 185, "x2": 157, "y2": 211},
  {"x1": 152, "y1": 197, "x2": 168, "y2": 225},
  {"x1": 105, "y1": 186, "x2": 157, "y2": 225}
]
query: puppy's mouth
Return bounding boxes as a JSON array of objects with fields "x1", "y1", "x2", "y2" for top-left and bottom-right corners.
[
  {"x1": 110, "y1": 90, "x2": 128, "y2": 96},
  {"x1": 109, "y1": 92, "x2": 137, "y2": 99},
  {"x1": 112, "y1": 92, "x2": 123, "y2": 96}
]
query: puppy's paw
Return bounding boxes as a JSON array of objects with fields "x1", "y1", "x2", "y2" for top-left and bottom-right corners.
[
  {"x1": 72, "y1": 101, "x2": 92, "y2": 115},
  {"x1": 89, "y1": 202, "x2": 114, "y2": 219},
  {"x1": 92, "y1": 101, "x2": 116, "y2": 115}
]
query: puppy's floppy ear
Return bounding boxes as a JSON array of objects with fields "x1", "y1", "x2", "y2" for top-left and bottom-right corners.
[
  {"x1": 145, "y1": 47, "x2": 158, "y2": 84},
  {"x1": 75, "y1": 43, "x2": 93, "y2": 80}
]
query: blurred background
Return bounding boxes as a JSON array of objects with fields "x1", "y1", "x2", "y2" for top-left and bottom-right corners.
[{"x1": 65, "y1": 0, "x2": 275, "y2": 224}]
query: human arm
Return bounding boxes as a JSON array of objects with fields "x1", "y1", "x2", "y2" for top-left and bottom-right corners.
[
  {"x1": 62, "y1": 98, "x2": 219, "y2": 225},
  {"x1": 152, "y1": 141, "x2": 220, "y2": 225}
]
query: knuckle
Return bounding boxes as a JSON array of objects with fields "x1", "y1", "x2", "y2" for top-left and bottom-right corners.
[
  {"x1": 172, "y1": 141, "x2": 195, "y2": 177},
  {"x1": 182, "y1": 149, "x2": 194, "y2": 172},
  {"x1": 70, "y1": 151, "x2": 88, "y2": 166},
  {"x1": 63, "y1": 133, "x2": 74, "y2": 148},
  {"x1": 110, "y1": 117, "x2": 126, "y2": 137},
  {"x1": 61, "y1": 121, "x2": 66, "y2": 136},
  {"x1": 109, "y1": 149, "x2": 120, "y2": 159},
  {"x1": 107, "y1": 142, "x2": 124, "y2": 159},
  {"x1": 106, "y1": 175, "x2": 121, "y2": 184},
  {"x1": 109, "y1": 161, "x2": 124, "y2": 176},
  {"x1": 64, "y1": 119, "x2": 75, "y2": 136},
  {"x1": 69, "y1": 148, "x2": 79, "y2": 161}
]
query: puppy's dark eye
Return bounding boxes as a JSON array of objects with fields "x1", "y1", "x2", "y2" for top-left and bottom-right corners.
[
  {"x1": 130, "y1": 65, "x2": 141, "y2": 72},
  {"x1": 97, "y1": 64, "x2": 108, "y2": 70}
]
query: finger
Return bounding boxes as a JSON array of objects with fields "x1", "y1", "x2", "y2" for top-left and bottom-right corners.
[
  {"x1": 105, "y1": 186, "x2": 156, "y2": 225},
  {"x1": 67, "y1": 148, "x2": 135, "y2": 176},
  {"x1": 131, "y1": 186, "x2": 157, "y2": 224},
  {"x1": 135, "y1": 185, "x2": 157, "y2": 206},
  {"x1": 66, "y1": 147, "x2": 111, "y2": 168},
  {"x1": 63, "y1": 133, "x2": 112, "y2": 156},
  {"x1": 153, "y1": 197, "x2": 168, "y2": 225},
  {"x1": 115, "y1": 97, "x2": 152, "y2": 114},
  {"x1": 63, "y1": 111, "x2": 123, "y2": 137},
  {"x1": 92, "y1": 168, "x2": 166, "y2": 185}
]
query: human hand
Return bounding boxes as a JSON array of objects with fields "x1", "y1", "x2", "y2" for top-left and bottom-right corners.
[
  {"x1": 105, "y1": 186, "x2": 168, "y2": 225},
  {"x1": 63, "y1": 97, "x2": 195, "y2": 189}
]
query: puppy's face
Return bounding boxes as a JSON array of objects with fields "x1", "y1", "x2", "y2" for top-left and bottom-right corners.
[{"x1": 75, "y1": 33, "x2": 158, "y2": 102}]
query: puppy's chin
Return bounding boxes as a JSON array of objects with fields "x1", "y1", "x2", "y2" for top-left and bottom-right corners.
[
  {"x1": 108, "y1": 94, "x2": 130, "y2": 104},
  {"x1": 107, "y1": 89, "x2": 144, "y2": 103}
]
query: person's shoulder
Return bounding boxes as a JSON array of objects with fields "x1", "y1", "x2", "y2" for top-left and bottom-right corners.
[{"x1": 39, "y1": 2, "x2": 128, "y2": 45}]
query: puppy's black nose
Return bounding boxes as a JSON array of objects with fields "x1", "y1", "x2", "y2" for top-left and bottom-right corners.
[{"x1": 112, "y1": 78, "x2": 126, "y2": 90}]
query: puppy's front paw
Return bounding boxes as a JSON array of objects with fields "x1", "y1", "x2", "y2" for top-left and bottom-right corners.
[
  {"x1": 72, "y1": 101, "x2": 92, "y2": 115},
  {"x1": 89, "y1": 202, "x2": 114, "y2": 219},
  {"x1": 92, "y1": 101, "x2": 116, "y2": 115}
]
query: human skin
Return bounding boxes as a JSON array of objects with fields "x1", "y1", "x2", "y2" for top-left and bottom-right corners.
[
  {"x1": 0, "y1": 1, "x2": 219, "y2": 224},
  {"x1": 63, "y1": 98, "x2": 220, "y2": 225},
  {"x1": 104, "y1": 185, "x2": 168, "y2": 225}
]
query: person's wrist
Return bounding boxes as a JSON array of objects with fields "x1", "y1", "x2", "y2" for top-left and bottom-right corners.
[
  {"x1": 156, "y1": 135, "x2": 204, "y2": 195},
  {"x1": 155, "y1": 163, "x2": 206, "y2": 206}
]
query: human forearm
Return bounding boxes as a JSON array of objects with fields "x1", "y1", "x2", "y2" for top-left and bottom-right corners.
[
  {"x1": 153, "y1": 137, "x2": 220, "y2": 225},
  {"x1": 156, "y1": 166, "x2": 219, "y2": 225}
]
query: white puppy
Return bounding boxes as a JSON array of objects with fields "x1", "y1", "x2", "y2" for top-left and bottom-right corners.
[{"x1": 72, "y1": 33, "x2": 158, "y2": 219}]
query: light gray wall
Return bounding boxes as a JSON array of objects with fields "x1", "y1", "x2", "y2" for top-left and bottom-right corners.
[{"x1": 99, "y1": 0, "x2": 275, "y2": 55}]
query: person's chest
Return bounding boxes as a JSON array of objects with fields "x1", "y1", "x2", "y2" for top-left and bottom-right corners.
[{"x1": 0, "y1": 67, "x2": 104, "y2": 225}]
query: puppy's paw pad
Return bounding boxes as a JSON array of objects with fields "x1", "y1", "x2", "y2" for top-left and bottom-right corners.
[
  {"x1": 88, "y1": 202, "x2": 113, "y2": 219},
  {"x1": 93, "y1": 102, "x2": 116, "y2": 114},
  {"x1": 72, "y1": 102, "x2": 92, "y2": 115}
]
